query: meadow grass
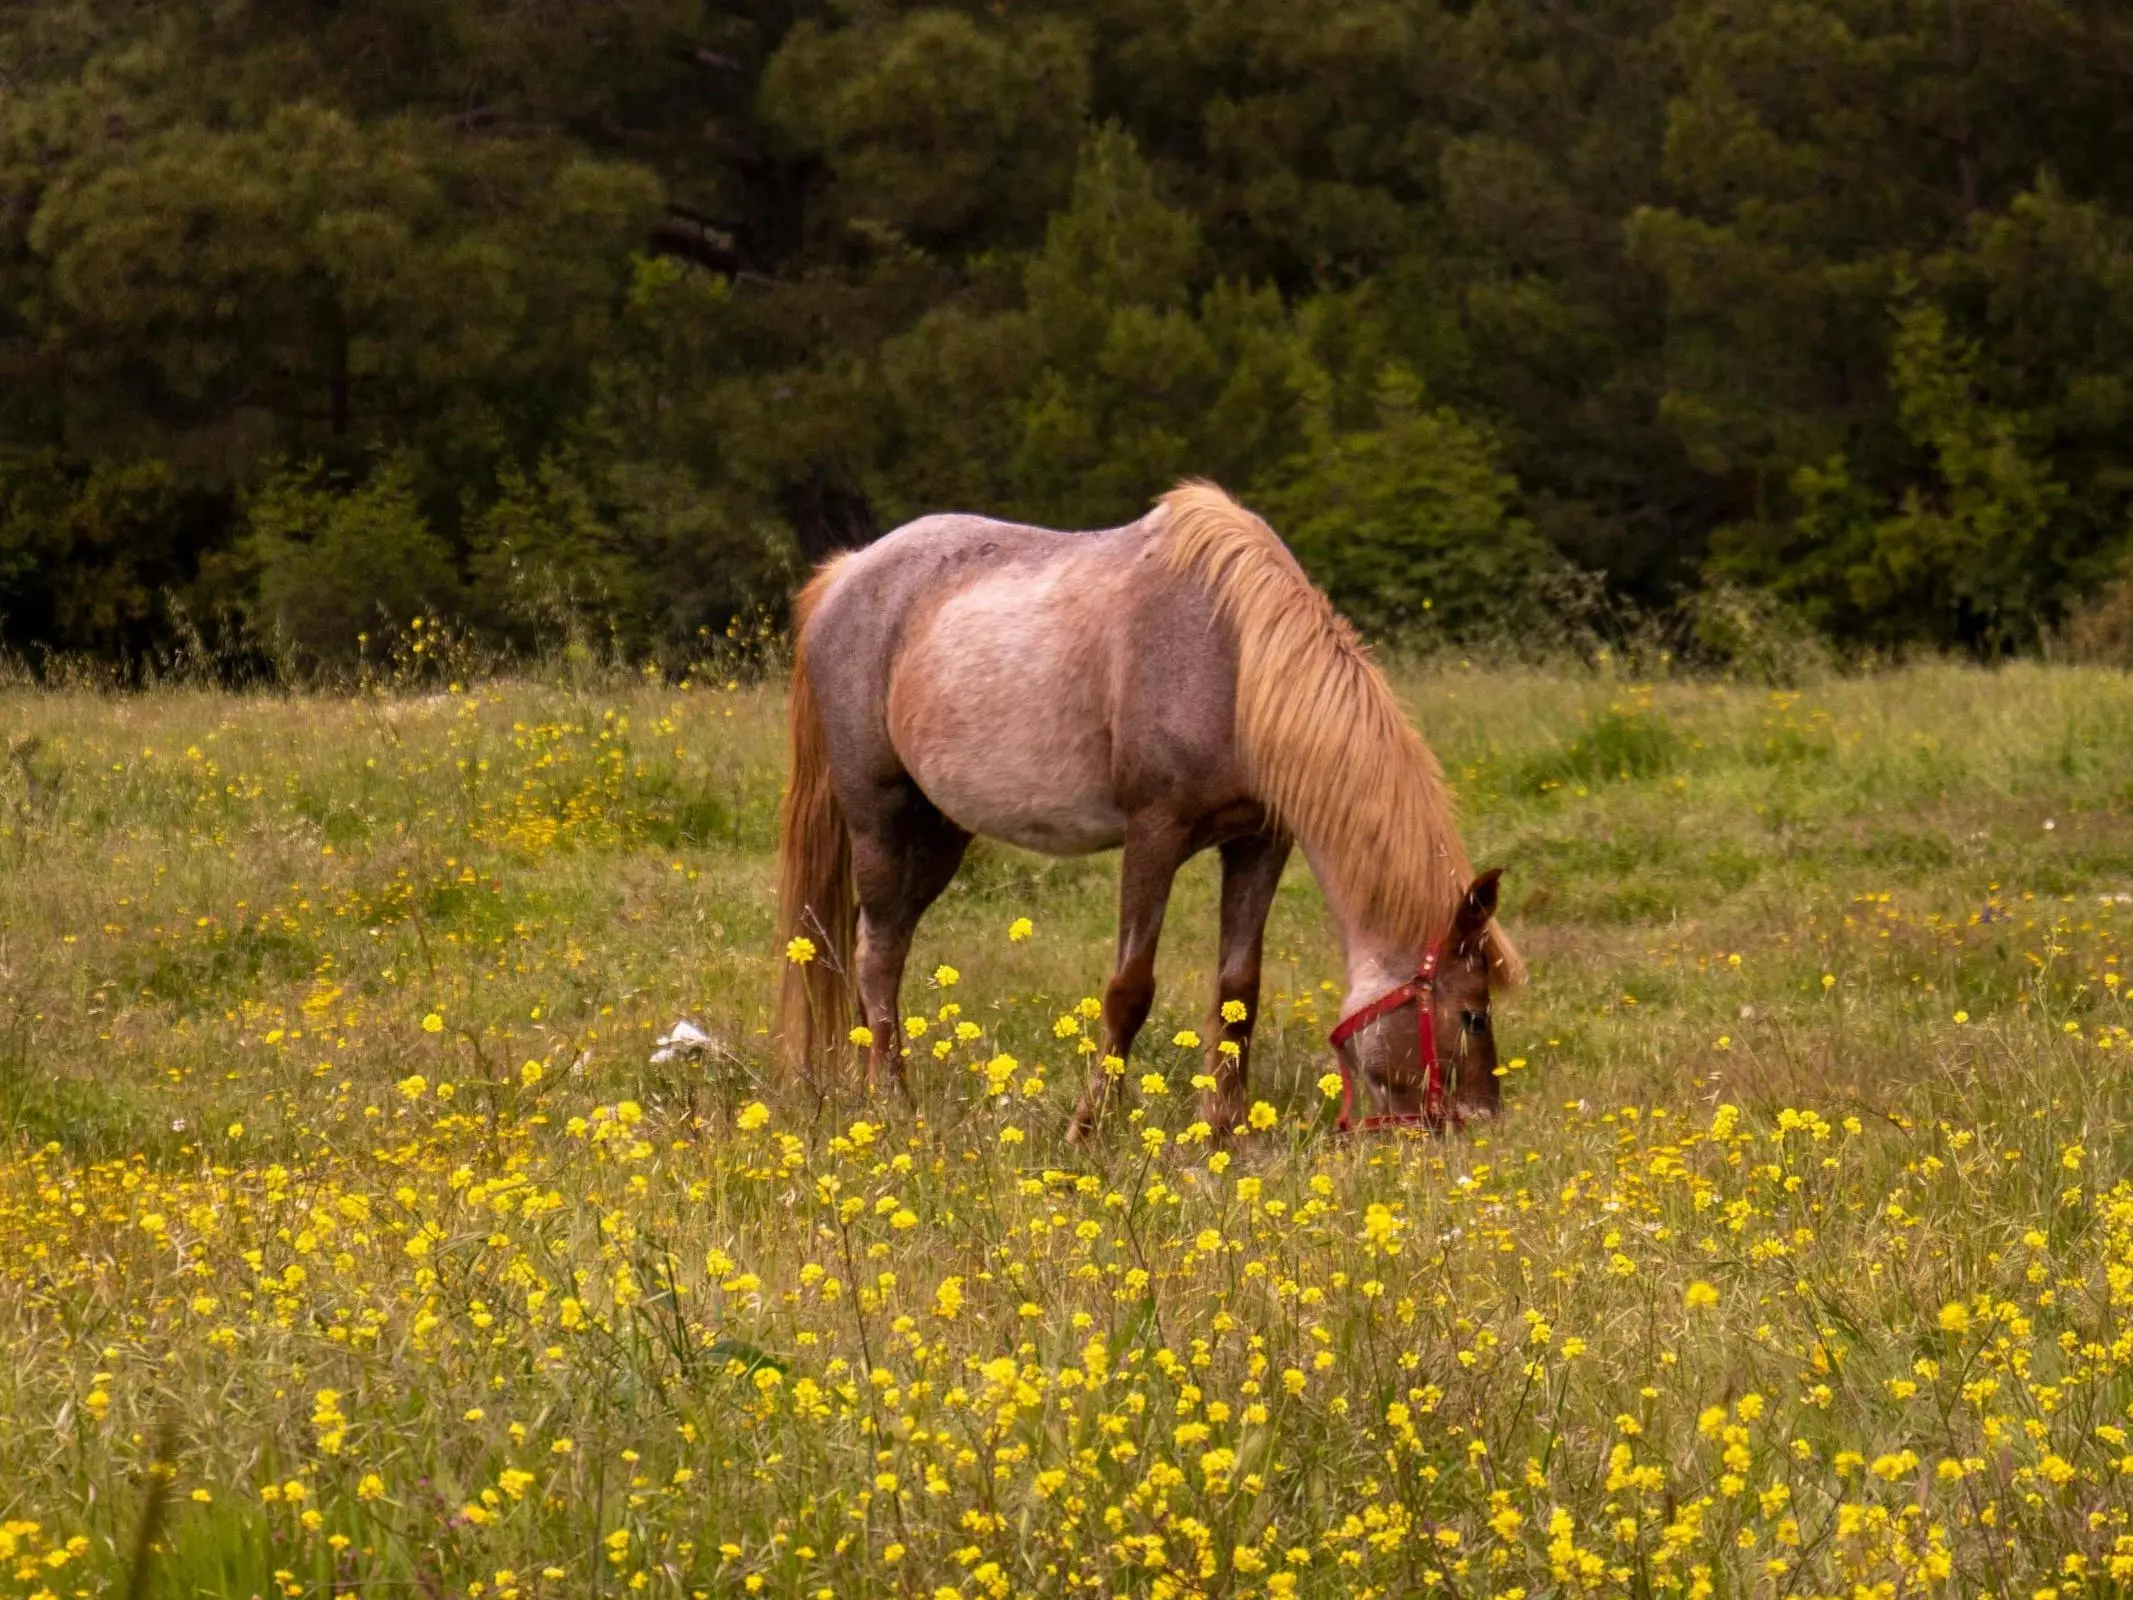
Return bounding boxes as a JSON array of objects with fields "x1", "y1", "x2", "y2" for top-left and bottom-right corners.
[{"x1": 2, "y1": 660, "x2": 2132, "y2": 1599}]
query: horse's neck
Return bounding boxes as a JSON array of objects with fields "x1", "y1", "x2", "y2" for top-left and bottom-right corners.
[{"x1": 1301, "y1": 840, "x2": 1424, "y2": 1017}]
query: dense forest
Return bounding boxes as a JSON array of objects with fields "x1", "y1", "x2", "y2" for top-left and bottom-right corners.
[{"x1": 6, "y1": 0, "x2": 2133, "y2": 668}]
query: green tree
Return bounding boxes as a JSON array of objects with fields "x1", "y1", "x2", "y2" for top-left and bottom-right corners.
[
  {"x1": 12, "y1": 0, "x2": 2133, "y2": 666},
  {"x1": 1631, "y1": 0, "x2": 2133, "y2": 643},
  {"x1": 1733, "y1": 304, "x2": 2070, "y2": 649},
  {"x1": 873, "y1": 126, "x2": 1305, "y2": 531},
  {"x1": 761, "y1": 8, "x2": 1089, "y2": 250}
]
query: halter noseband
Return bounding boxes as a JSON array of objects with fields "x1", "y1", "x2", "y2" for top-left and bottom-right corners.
[{"x1": 1326, "y1": 947, "x2": 1455, "y2": 1135}]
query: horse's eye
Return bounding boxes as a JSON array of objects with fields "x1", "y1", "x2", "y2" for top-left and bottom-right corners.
[{"x1": 1462, "y1": 1010, "x2": 1490, "y2": 1034}]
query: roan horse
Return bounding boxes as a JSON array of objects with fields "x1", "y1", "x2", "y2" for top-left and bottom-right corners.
[{"x1": 774, "y1": 481, "x2": 1522, "y2": 1140}]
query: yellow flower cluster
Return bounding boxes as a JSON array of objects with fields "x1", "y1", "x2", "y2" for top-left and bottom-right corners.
[{"x1": 4, "y1": 1056, "x2": 2132, "y2": 1599}]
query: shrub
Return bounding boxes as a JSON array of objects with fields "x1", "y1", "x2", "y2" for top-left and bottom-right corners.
[
  {"x1": 2062, "y1": 548, "x2": 2133, "y2": 666},
  {"x1": 0, "y1": 452, "x2": 227, "y2": 661},
  {"x1": 1253, "y1": 364, "x2": 1563, "y2": 640},
  {"x1": 243, "y1": 464, "x2": 459, "y2": 666},
  {"x1": 1681, "y1": 581, "x2": 1835, "y2": 684}
]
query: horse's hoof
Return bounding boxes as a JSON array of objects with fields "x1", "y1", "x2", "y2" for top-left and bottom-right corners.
[
  {"x1": 1066, "y1": 1102, "x2": 1100, "y2": 1145},
  {"x1": 1199, "y1": 1098, "x2": 1245, "y2": 1145}
]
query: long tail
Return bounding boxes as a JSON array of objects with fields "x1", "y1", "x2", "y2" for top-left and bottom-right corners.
[{"x1": 774, "y1": 559, "x2": 856, "y2": 1069}]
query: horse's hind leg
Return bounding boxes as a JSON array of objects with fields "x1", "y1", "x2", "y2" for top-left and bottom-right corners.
[
  {"x1": 848, "y1": 783, "x2": 970, "y2": 1098},
  {"x1": 1069, "y1": 813, "x2": 1193, "y2": 1144},
  {"x1": 1202, "y1": 833, "x2": 1290, "y2": 1140}
]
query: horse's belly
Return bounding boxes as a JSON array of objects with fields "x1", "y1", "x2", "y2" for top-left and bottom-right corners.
[
  {"x1": 889, "y1": 567, "x2": 1128, "y2": 856},
  {"x1": 913, "y1": 759, "x2": 1127, "y2": 856}
]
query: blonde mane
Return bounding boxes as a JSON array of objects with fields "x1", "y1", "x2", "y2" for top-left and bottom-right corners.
[{"x1": 1156, "y1": 482, "x2": 1523, "y2": 983}]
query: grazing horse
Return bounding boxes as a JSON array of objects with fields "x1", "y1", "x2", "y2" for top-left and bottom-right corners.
[{"x1": 774, "y1": 481, "x2": 1521, "y2": 1139}]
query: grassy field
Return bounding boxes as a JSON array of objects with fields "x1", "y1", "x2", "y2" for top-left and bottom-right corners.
[{"x1": 3, "y1": 660, "x2": 2133, "y2": 1600}]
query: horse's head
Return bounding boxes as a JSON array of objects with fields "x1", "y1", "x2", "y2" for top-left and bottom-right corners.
[
  {"x1": 1333, "y1": 869, "x2": 1506, "y2": 1125},
  {"x1": 1429, "y1": 869, "x2": 1504, "y2": 1116}
]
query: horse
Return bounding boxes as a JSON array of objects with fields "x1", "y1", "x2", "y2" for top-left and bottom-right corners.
[{"x1": 773, "y1": 480, "x2": 1522, "y2": 1140}]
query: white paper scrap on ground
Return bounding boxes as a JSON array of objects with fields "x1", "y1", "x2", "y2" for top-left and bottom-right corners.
[{"x1": 651, "y1": 1018, "x2": 717, "y2": 1063}]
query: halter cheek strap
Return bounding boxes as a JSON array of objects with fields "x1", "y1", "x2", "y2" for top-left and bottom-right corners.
[{"x1": 1327, "y1": 947, "x2": 1453, "y2": 1135}]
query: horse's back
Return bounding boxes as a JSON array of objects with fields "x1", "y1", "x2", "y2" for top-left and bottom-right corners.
[{"x1": 802, "y1": 510, "x2": 1149, "y2": 706}]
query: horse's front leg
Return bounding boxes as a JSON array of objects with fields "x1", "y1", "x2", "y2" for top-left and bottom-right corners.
[
  {"x1": 1069, "y1": 814, "x2": 1193, "y2": 1143},
  {"x1": 1203, "y1": 833, "x2": 1290, "y2": 1139},
  {"x1": 849, "y1": 787, "x2": 970, "y2": 1099}
]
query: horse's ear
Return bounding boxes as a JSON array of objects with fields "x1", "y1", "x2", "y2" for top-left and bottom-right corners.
[{"x1": 1451, "y1": 868, "x2": 1503, "y2": 956}]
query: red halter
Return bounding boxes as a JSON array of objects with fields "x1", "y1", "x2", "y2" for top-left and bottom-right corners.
[{"x1": 1327, "y1": 947, "x2": 1454, "y2": 1135}]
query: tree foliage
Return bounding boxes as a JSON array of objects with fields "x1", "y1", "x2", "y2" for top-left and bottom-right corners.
[{"x1": 4, "y1": 0, "x2": 2132, "y2": 664}]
